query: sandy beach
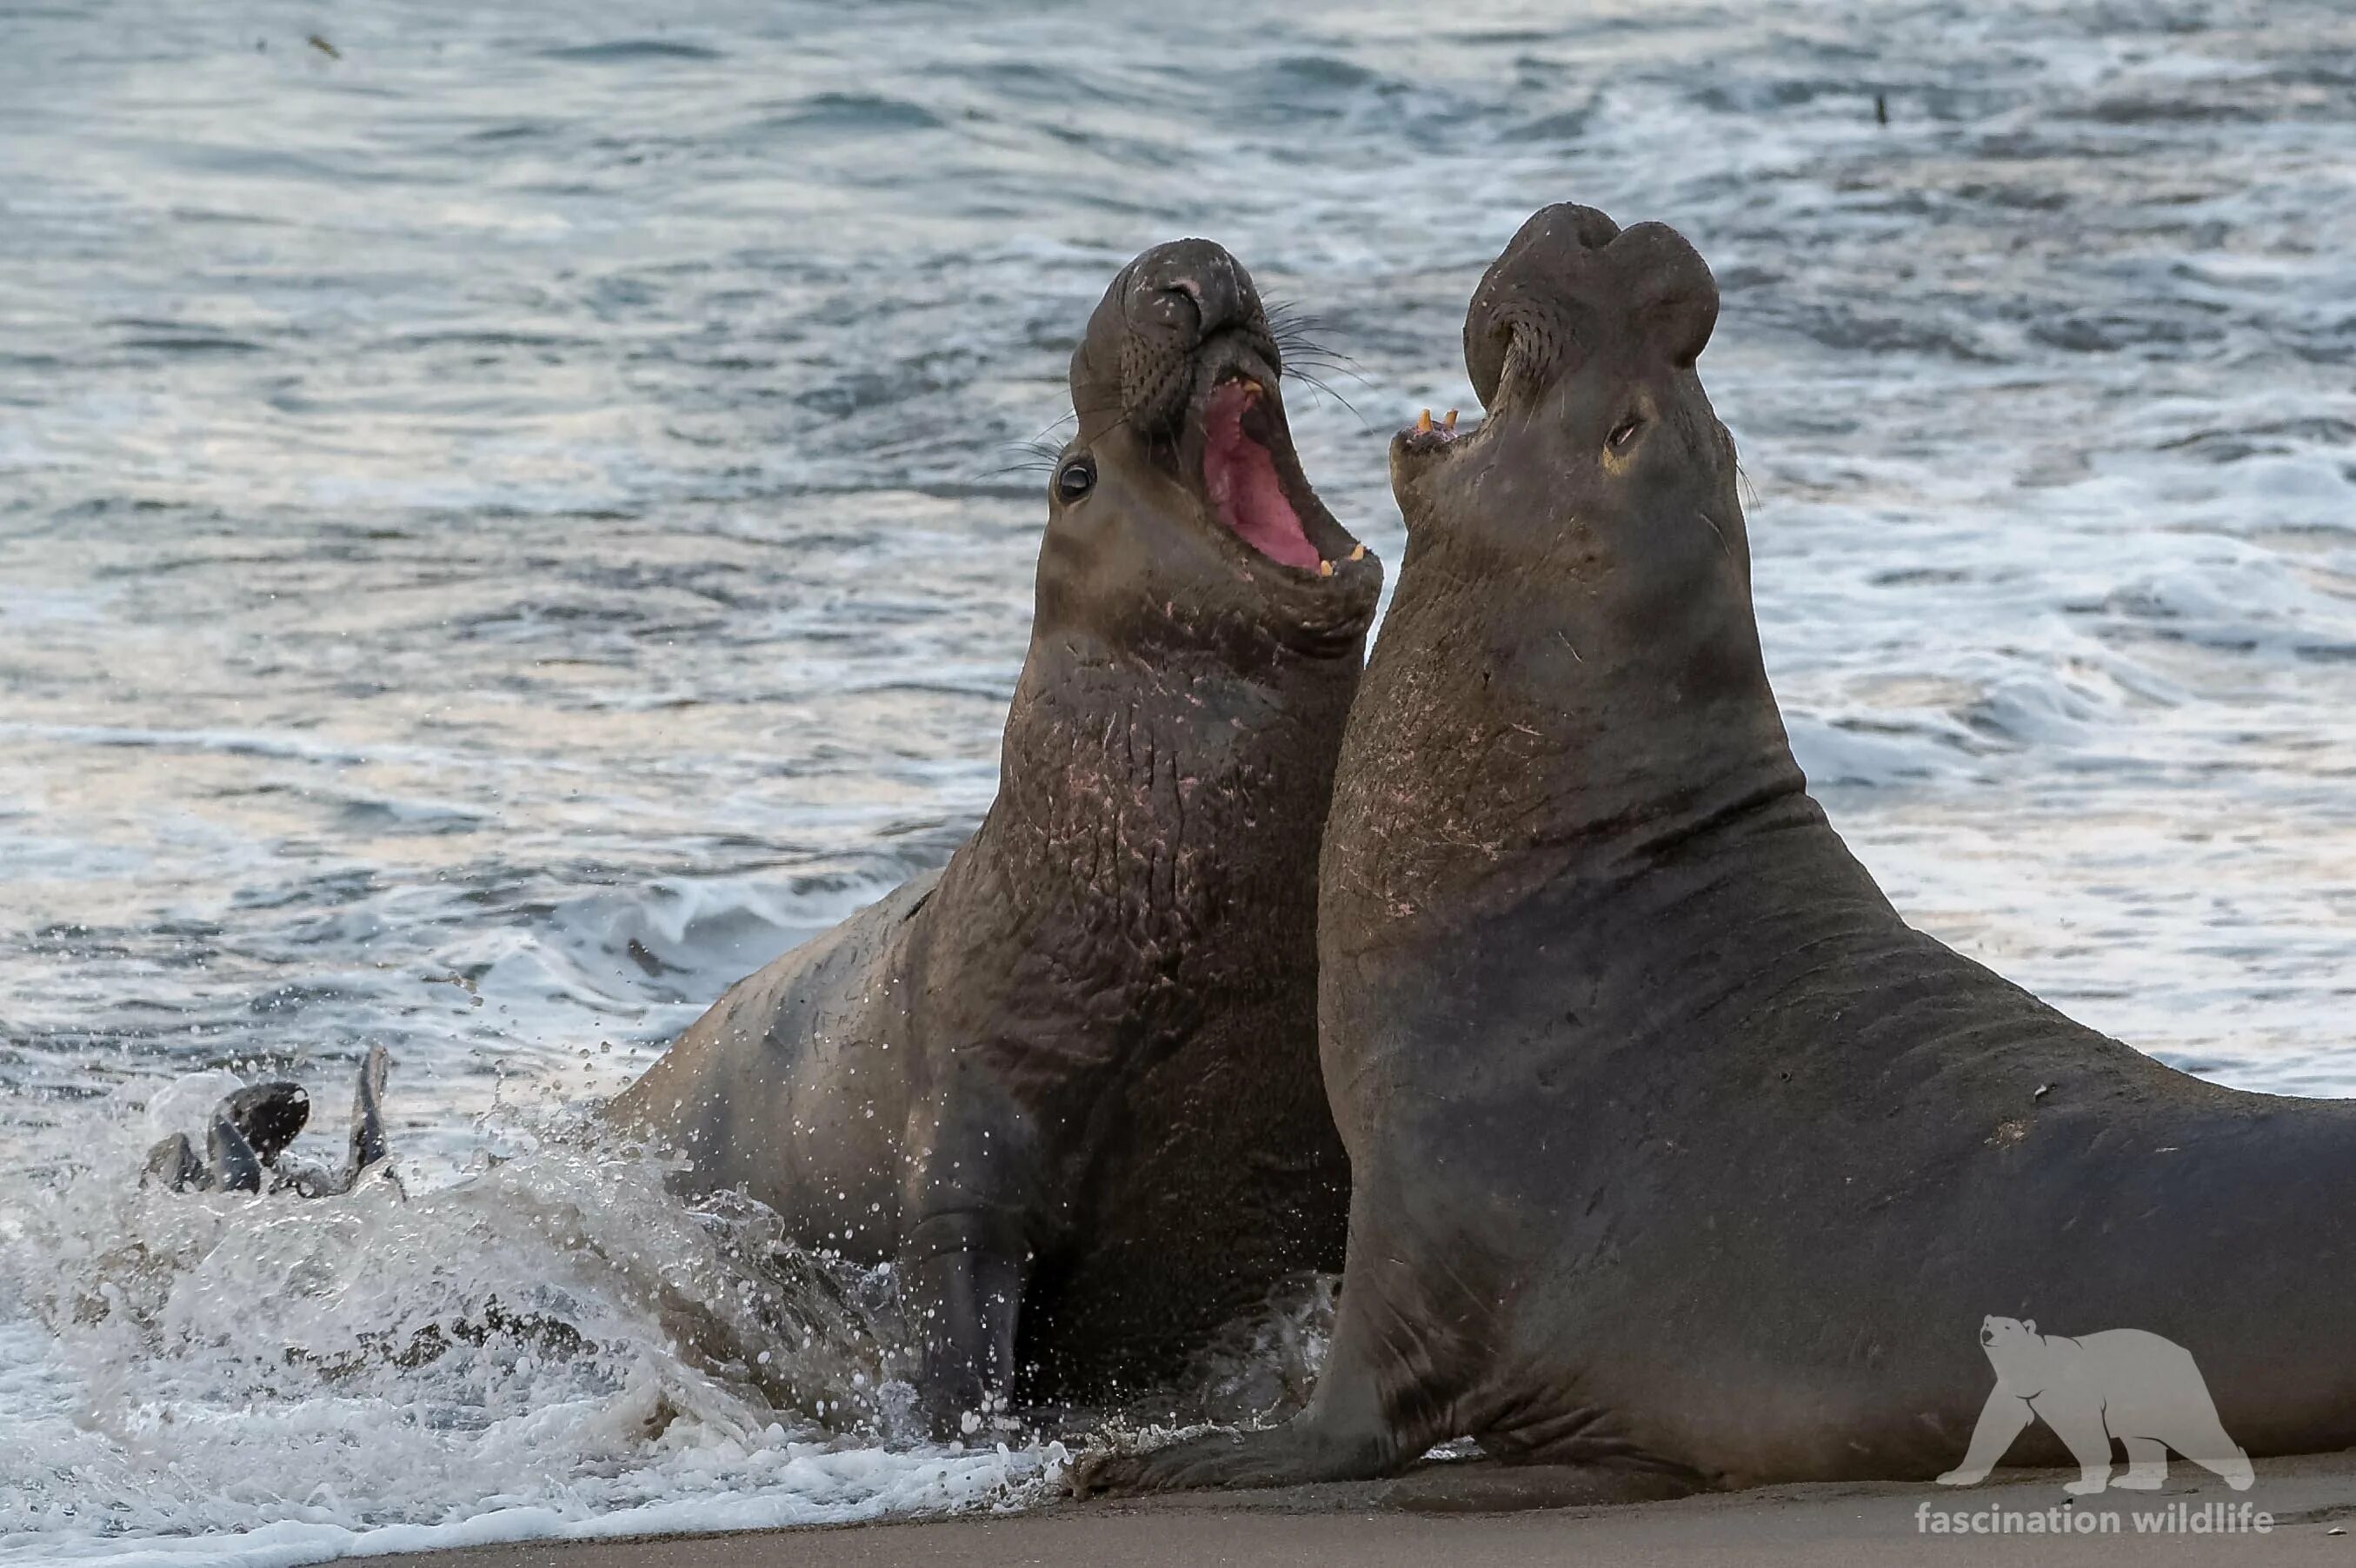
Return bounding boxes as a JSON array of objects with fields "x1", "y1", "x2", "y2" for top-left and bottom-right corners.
[{"x1": 380, "y1": 1453, "x2": 2356, "y2": 1568}]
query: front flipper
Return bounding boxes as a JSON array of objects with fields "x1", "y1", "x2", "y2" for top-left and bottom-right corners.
[
  {"x1": 343, "y1": 1044, "x2": 389, "y2": 1179},
  {"x1": 1075, "y1": 1415, "x2": 1391, "y2": 1495},
  {"x1": 898, "y1": 1068, "x2": 1042, "y2": 1436},
  {"x1": 901, "y1": 1210, "x2": 1028, "y2": 1433},
  {"x1": 209, "y1": 1110, "x2": 268, "y2": 1191},
  {"x1": 142, "y1": 1131, "x2": 208, "y2": 1191},
  {"x1": 303, "y1": 1045, "x2": 393, "y2": 1196},
  {"x1": 1075, "y1": 1239, "x2": 1440, "y2": 1495}
]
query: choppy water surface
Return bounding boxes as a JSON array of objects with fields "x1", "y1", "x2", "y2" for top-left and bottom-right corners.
[{"x1": 3, "y1": 0, "x2": 2354, "y2": 1560}]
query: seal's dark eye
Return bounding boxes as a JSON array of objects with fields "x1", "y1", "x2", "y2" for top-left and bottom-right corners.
[
  {"x1": 1055, "y1": 455, "x2": 1096, "y2": 502},
  {"x1": 1607, "y1": 415, "x2": 1643, "y2": 453}
]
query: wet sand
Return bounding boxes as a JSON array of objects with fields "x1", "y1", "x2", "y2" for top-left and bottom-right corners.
[{"x1": 380, "y1": 1452, "x2": 2356, "y2": 1568}]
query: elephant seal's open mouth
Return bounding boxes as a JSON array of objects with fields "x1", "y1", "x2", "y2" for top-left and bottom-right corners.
[
  {"x1": 1392, "y1": 402, "x2": 1467, "y2": 458},
  {"x1": 1193, "y1": 367, "x2": 1357, "y2": 575},
  {"x1": 1161, "y1": 332, "x2": 1370, "y2": 593}
]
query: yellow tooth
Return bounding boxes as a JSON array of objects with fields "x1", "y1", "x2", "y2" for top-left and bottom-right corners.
[
  {"x1": 1443, "y1": 409, "x2": 1459, "y2": 432},
  {"x1": 1416, "y1": 409, "x2": 1433, "y2": 434},
  {"x1": 1318, "y1": 560, "x2": 1334, "y2": 577},
  {"x1": 1349, "y1": 543, "x2": 1368, "y2": 561}
]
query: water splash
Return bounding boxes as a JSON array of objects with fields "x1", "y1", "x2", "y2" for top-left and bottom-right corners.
[{"x1": 0, "y1": 1078, "x2": 1046, "y2": 1565}]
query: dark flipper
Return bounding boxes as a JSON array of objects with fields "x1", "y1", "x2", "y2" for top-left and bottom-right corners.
[
  {"x1": 902, "y1": 1216, "x2": 1028, "y2": 1433},
  {"x1": 142, "y1": 1131, "x2": 208, "y2": 1191},
  {"x1": 1073, "y1": 1412, "x2": 1391, "y2": 1496},
  {"x1": 296, "y1": 1045, "x2": 394, "y2": 1195},
  {"x1": 343, "y1": 1044, "x2": 389, "y2": 1182},
  {"x1": 143, "y1": 1054, "x2": 389, "y2": 1198},
  {"x1": 1074, "y1": 1195, "x2": 1458, "y2": 1498},
  {"x1": 1072, "y1": 1294, "x2": 1418, "y2": 1495},
  {"x1": 206, "y1": 1110, "x2": 267, "y2": 1193},
  {"x1": 899, "y1": 1073, "x2": 1041, "y2": 1436}
]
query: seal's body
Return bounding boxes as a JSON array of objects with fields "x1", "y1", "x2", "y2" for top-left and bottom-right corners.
[
  {"x1": 1080, "y1": 205, "x2": 2356, "y2": 1496},
  {"x1": 613, "y1": 241, "x2": 1380, "y2": 1426}
]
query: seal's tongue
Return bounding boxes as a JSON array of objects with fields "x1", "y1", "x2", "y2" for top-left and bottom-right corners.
[{"x1": 1203, "y1": 381, "x2": 1320, "y2": 569}]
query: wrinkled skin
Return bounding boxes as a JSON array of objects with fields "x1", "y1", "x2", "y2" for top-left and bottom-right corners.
[
  {"x1": 610, "y1": 240, "x2": 1381, "y2": 1432},
  {"x1": 1078, "y1": 203, "x2": 2356, "y2": 1498}
]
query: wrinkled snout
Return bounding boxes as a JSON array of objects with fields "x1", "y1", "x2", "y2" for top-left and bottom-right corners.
[
  {"x1": 1072, "y1": 238, "x2": 1277, "y2": 438},
  {"x1": 1122, "y1": 238, "x2": 1257, "y2": 345},
  {"x1": 1463, "y1": 203, "x2": 1719, "y2": 408}
]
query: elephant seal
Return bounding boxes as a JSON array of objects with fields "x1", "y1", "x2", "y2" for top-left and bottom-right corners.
[
  {"x1": 143, "y1": 1045, "x2": 390, "y2": 1196},
  {"x1": 1078, "y1": 204, "x2": 2356, "y2": 1497},
  {"x1": 610, "y1": 240, "x2": 1381, "y2": 1430}
]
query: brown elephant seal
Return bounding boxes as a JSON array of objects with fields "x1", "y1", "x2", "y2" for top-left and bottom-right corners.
[
  {"x1": 1077, "y1": 204, "x2": 2356, "y2": 1497},
  {"x1": 610, "y1": 239, "x2": 1381, "y2": 1432}
]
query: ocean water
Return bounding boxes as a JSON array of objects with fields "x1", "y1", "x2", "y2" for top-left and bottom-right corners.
[{"x1": 3, "y1": 0, "x2": 2354, "y2": 1560}]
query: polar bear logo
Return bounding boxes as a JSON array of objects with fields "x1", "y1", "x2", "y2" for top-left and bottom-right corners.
[{"x1": 1936, "y1": 1315, "x2": 2253, "y2": 1495}]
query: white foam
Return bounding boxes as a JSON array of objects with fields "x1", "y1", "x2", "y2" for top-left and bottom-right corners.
[{"x1": 0, "y1": 1095, "x2": 1070, "y2": 1568}]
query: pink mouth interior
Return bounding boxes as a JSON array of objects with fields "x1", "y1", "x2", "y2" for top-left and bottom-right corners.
[{"x1": 1202, "y1": 381, "x2": 1321, "y2": 570}]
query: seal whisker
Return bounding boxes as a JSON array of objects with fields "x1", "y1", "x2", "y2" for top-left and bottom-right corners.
[
  {"x1": 1284, "y1": 368, "x2": 1373, "y2": 430},
  {"x1": 1264, "y1": 299, "x2": 1337, "y2": 343},
  {"x1": 984, "y1": 439, "x2": 1067, "y2": 479},
  {"x1": 1271, "y1": 339, "x2": 1357, "y2": 371},
  {"x1": 1268, "y1": 334, "x2": 1368, "y2": 378},
  {"x1": 1268, "y1": 300, "x2": 1372, "y2": 382},
  {"x1": 1027, "y1": 409, "x2": 1081, "y2": 447}
]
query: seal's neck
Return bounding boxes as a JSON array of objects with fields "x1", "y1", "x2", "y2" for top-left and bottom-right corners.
[
  {"x1": 1324, "y1": 532, "x2": 1825, "y2": 937},
  {"x1": 940, "y1": 627, "x2": 1357, "y2": 1002}
]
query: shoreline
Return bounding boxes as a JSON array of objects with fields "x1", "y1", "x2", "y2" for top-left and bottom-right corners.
[{"x1": 366, "y1": 1451, "x2": 2356, "y2": 1568}]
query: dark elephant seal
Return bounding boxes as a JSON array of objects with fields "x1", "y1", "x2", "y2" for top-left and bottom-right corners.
[
  {"x1": 143, "y1": 1045, "x2": 390, "y2": 1196},
  {"x1": 610, "y1": 240, "x2": 1381, "y2": 1430},
  {"x1": 1079, "y1": 204, "x2": 2356, "y2": 1497}
]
